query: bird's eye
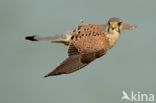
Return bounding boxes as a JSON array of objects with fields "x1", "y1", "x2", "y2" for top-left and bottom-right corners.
[
  {"x1": 118, "y1": 22, "x2": 122, "y2": 26},
  {"x1": 108, "y1": 22, "x2": 111, "y2": 26}
]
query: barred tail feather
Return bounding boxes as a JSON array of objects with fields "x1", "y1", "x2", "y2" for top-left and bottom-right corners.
[{"x1": 25, "y1": 34, "x2": 72, "y2": 45}]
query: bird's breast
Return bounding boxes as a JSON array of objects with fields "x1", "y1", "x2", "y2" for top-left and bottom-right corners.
[{"x1": 106, "y1": 31, "x2": 120, "y2": 49}]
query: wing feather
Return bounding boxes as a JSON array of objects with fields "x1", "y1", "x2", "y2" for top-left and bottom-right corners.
[{"x1": 44, "y1": 55, "x2": 88, "y2": 77}]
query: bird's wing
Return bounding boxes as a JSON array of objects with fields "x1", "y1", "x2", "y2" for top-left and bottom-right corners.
[
  {"x1": 44, "y1": 43, "x2": 97, "y2": 77},
  {"x1": 44, "y1": 24, "x2": 109, "y2": 77},
  {"x1": 70, "y1": 24, "x2": 109, "y2": 54},
  {"x1": 44, "y1": 54, "x2": 88, "y2": 77},
  {"x1": 121, "y1": 23, "x2": 136, "y2": 30}
]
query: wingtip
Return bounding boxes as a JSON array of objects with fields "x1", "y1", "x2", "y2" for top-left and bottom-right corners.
[
  {"x1": 25, "y1": 35, "x2": 38, "y2": 41},
  {"x1": 44, "y1": 71, "x2": 64, "y2": 77},
  {"x1": 121, "y1": 23, "x2": 137, "y2": 30},
  {"x1": 44, "y1": 72, "x2": 55, "y2": 78},
  {"x1": 44, "y1": 74, "x2": 50, "y2": 78}
]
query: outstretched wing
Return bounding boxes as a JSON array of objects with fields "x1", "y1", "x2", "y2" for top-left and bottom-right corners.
[
  {"x1": 44, "y1": 54, "x2": 88, "y2": 77},
  {"x1": 44, "y1": 44, "x2": 98, "y2": 77},
  {"x1": 44, "y1": 24, "x2": 109, "y2": 77}
]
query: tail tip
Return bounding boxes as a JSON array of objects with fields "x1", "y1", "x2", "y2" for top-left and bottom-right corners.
[{"x1": 25, "y1": 35, "x2": 38, "y2": 41}]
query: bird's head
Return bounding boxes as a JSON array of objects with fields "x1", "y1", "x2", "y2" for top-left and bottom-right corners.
[{"x1": 107, "y1": 17, "x2": 136, "y2": 33}]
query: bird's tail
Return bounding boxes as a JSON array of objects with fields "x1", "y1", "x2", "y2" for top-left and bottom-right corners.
[{"x1": 25, "y1": 34, "x2": 72, "y2": 45}]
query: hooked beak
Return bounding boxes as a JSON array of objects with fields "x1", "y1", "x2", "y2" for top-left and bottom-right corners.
[
  {"x1": 110, "y1": 22, "x2": 118, "y2": 30},
  {"x1": 121, "y1": 23, "x2": 136, "y2": 30}
]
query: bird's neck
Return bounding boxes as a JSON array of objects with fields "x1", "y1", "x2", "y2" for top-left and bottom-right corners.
[{"x1": 106, "y1": 30, "x2": 120, "y2": 49}]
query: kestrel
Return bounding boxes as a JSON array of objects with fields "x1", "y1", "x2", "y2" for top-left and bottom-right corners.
[{"x1": 25, "y1": 17, "x2": 136, "y2": 77}]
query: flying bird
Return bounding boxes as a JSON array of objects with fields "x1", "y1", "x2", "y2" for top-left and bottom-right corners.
[{"x1": 25, "y1": 17, "x2": 136, "y2": 77}]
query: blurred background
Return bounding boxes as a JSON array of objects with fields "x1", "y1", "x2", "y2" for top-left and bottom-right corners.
[{"x1": 0, "y1": 0, "x2": 156, "y2": 103}]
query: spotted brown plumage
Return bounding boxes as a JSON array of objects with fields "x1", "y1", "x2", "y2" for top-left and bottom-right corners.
[
  {"x1": 25, "y1": 17, "x2": 136, "y2": 77},
  {"x1": 70, "y1": 24, "x2": 109, "y2": 54},
  {"x1": 44, "y1": 24, "x2": 109, "y2": 77}
]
